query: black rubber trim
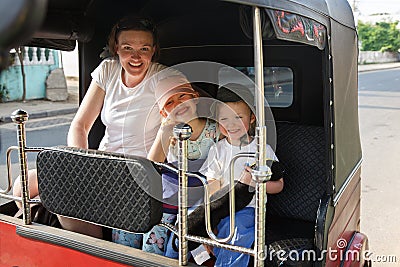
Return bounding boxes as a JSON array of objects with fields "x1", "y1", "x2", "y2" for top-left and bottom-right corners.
[
  {"x1": 16, "y1": 226, "x2": 196, "y2": 267},
  {"x1": 314, "y1": 194, "x2": 331, "y2": 267}
]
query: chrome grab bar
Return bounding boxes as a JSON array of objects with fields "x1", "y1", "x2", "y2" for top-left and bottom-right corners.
[
  {"x1": 0, "y1": 146, "x2": 18, "y2": 195},
  {"x1": 174, "y1": 124, "x2": 271, "y2": 263},
  {"x1": 174, "y1": 123, "x2": 192, "y2": 266},
  {"x1": 172, "y1": 8, "x2": 269, "y2": 266},
  {"x1": 11, "y1": 109, "x2": 32, "y2": 224},
  {"x1": 186, "y1": 234, "x2": 254, "y2": 255},
  {"x1": 1, "y1": 146, "x2": 44, "y2": 196},
  {"x1": 160, "y1": 164, "x2": 256, "y2": 254},
  {"x1": 0, "y1": 110, "x2": 45, "y2": 224},
  {"x1": 205, "y1": 152, "x2": 256, "y2": 244},
  {"x1": 253, "y1": 6, "x2": 268, "y2": 266}
]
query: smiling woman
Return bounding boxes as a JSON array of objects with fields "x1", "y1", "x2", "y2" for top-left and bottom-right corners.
[
  {"x1": 106, "y1": 16, "x2": 160, "y2": 88},
  {"x1": 11, "y1": 15, "x2": 180, "y2": 241},
  {"x1": 116, "y1": 30, "x2": 156, "y2": 87},
  {"x1": 61, "y1": 15, "x2": 179, "y2": 242}
]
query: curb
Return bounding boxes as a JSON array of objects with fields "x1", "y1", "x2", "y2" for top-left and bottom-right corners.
[
  {"x1": 358, "y1": 66, "x2": 400, "y2": 72},
  {"x1": 0, "y1": 108, "x2": 78, "y2": 124},
  {"x1": 358, "y1": 64, "x2": 400, "y2": 73}
]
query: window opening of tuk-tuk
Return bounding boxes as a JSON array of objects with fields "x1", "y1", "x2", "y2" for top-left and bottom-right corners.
[{"x1": 218, "y1": 66, "x2": 294, "y2": 107}]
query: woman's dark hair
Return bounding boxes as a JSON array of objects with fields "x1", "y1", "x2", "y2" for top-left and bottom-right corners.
[{"x1": 107, "y1": 16, "x2": 159, "y2": 61}]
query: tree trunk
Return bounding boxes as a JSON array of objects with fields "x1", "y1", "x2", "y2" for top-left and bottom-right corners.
[{"x1": 16, "y1": 46, "x2": 26, "y2": 101}]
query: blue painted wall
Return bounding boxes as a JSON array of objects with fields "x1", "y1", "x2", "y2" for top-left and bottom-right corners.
[{"x1": 0, "y1": 48, "x2": 60, "y2": 102}]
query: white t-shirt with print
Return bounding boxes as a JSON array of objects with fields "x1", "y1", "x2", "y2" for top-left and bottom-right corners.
[
  {"x1": 199, "y1": 138, "x2": 278, "y2": 207},
  {"x1": 91, "y1": 58, "x2": 174, "y2": 157}
]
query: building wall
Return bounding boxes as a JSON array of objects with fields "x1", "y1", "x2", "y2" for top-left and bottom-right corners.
[
  {"x1": 0, "y1": 48, "x2": 61, "y2": 101},
  {"x1": 359, "y1": 51, "x2": 400, "y2": 64}
]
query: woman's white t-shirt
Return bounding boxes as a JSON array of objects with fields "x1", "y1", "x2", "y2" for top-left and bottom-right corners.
[
  {"x1": 91, "y1": 58, "x2": 172, "y2": 157},
  {"x1": 199, "y1": 138, "x2": 278, "y2": 207}
]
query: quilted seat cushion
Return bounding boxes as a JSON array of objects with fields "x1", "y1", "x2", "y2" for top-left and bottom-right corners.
[
  {"x1": 269, "y1": 123, "x2": 326, "y2": 222},
  {"x1": 262, "y1": 123, "x2": 326, "y2": 267},
  {"x1": 37, "y1": 146, "x2": 163, "y2": 233}
]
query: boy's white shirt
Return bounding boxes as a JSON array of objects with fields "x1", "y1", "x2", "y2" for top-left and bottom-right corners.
[{"x1": 199, "y1": 138, "x2": 278, "y2": 207}]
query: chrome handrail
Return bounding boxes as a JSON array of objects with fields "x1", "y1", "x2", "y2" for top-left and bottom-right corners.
[
  {"x1": 0, "y1": 146, "x2": 50, "y2": 204},
  {"x1": 253, "y1": 6, "x2": 268, "y2": 266},
  {"x1": 0, "y1": 110, "x2": 46, "y2": 224},
  {"x1": 0, "y1": 146, "x2": 18, "y2": 195},
  {"x1": 204, "y1": 152, "x2": 256, "y2": 244},
  {"x1": 174, "y1": 123, "x2": 192, "y2": 266},
  {"x1": 0, "y1": 146, "x2": 45, "y2": 196},
  {"x1": 186, "y1": 234, "x2": 254, "y2": 255},
  {"x1": 172, "y1": 7, "x2": 269, "y2": 266},
  {"x1": 11, "y1": 109, "x2": 32, "y2": 224}
]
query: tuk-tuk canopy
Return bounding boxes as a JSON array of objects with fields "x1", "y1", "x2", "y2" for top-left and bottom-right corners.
[
  {"x1": 0, "y1": 0, "x2": 355, "y2": 52},
  {"x1": 228, "y1": 0, "x2": 355, "y2": 29}
]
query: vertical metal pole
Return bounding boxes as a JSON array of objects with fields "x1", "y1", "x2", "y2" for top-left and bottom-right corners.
[
  {"x1": 11, "y1": 109, "x2": 31, "y2": 224},
  {"x1": 253, "y1": 7, "x2": 267, "y2": 267},
  {"x1": 174, "y1": 123, "x2": 192, "y2": 266}
]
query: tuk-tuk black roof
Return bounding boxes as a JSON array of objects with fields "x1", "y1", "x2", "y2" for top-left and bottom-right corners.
[
  {"x1": 227, "y1": 0, "x2": 355, "y2": 29},
  {"x1": 0, "y1": 0, "x2": 355, "y2": 51}
]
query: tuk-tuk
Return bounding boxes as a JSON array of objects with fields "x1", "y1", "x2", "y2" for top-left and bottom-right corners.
[{"x1": 0, "y1": 0, "x2": 369, "y2": 266}]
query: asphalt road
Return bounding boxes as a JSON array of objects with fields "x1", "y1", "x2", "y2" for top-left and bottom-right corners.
[{"x1": 358, "y1": 68, "x2": 400, "y2": 266}]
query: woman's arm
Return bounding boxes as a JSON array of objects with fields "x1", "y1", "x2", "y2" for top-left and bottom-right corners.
[{"x1": 67, "y1": 81, "x2": 105, "y2": 148}]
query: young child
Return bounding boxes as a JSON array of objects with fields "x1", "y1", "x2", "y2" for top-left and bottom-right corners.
[
  {"x1": 198, "y1": 83, "x2": 284, "y2": 266},
  {"x1": 148, "y1": 75, "x2": 217, "y2": 164},
  {"x1": 142, "y1": 75, "x2": 218, "y2": 256}
]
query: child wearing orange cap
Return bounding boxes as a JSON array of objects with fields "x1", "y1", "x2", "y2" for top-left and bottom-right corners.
[
  {"x1": 143, "y1": 75, "x2": 219, "y2": 256},
  {"x1": 149, "y1": 75, "x2": 218, "y2": 163}
]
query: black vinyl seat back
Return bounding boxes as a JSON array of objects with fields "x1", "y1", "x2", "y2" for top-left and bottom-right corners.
[
  {"x1": 268, "y1": 122, "x2": 327, "y2": 222},
  {"x1": 264, "y1": 123, "x2": 327, "y2": 266},
  {"x1": 37, "y1": 146, "x2": 163, "y2": 233}
]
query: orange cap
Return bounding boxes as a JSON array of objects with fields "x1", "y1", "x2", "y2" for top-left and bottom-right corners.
[{"x1": 155, "y1": 75, "x2": 197, "y2": 109}]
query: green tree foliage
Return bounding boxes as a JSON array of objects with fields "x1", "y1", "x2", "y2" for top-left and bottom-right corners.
[{"x1": 358, "y1": 21, "x2": 400, "y2": 52}]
